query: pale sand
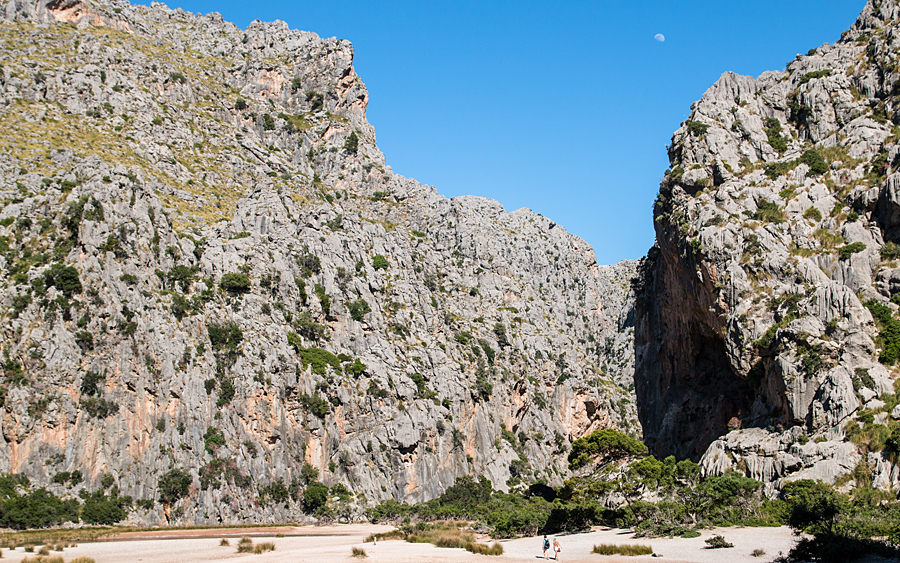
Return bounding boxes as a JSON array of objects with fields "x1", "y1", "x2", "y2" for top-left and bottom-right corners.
[{"x1": 0, "y1": 524, "x2": 797, "y2": 563}]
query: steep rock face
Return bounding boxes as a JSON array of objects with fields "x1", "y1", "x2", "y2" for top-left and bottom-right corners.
[
  {"x1": 636, "y1": 0, "x2": 900, "y2": 489},
  {"x1": 0, "y1": 0, "x2": 637, "y2": 523}
]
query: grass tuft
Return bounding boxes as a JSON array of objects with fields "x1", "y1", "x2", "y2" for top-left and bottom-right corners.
[
  {"x1": 592, "y1": 543, "x2": 654, "y2": 556},
  {"x1": 351, "y1": 546, "x2": 367, "y2": 558},
  {"x1": 404, "y1": 523, "x2": 502, "y2": 555},
  {"x1": 236, "y1": 536, "x2": 253, "y2": 553},
  {"x1": 252, "y1": 542, "x2": 275, "y2": 554}
]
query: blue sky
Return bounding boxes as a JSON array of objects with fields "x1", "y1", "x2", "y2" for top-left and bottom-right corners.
[{"x1": 137, "y1": 0, "x2": 864, "y2": 264}]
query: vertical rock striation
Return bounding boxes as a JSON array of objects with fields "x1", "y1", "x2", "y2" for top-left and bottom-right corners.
[
  {"x1": 0, "y1": 0, "x2": 637, "y2": 523},
  {"x1": 636, "y1": 0, "x2": 900, "y2": 490}
]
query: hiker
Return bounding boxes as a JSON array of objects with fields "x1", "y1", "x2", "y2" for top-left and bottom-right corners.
[
  {"x1": 542, "y1": 535, "x2": 550, "y2": 559},
  {"x1": 553, "y1": 538, "x2": 561, "y2": 560}
]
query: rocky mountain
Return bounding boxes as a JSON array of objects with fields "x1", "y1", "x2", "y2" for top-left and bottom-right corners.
[
  {"x1": 0, "y1": 0, "x2": 638, "y2": 523},
  {"x1": 636, "y1": 0, "x2": 900, "y2": 493}
]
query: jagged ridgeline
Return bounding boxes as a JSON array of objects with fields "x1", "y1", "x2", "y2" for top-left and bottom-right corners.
[
  {"x1": 636, "y1": 0, "x2": 900, "y2": 490},
  {"x1": 0, "y1": 0, "x2": 637, "y2": 524}
]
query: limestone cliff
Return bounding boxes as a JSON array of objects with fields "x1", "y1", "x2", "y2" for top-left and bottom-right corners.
[
  {"x1": 0, "y1": 0, "x2": 637, "y2": 523},
  {"x1": 636, "y1": 0, "x2": 900, "y2": 492}
]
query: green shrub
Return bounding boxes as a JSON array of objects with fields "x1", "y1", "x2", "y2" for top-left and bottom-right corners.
[
  {"x1": 344, "y1": 131, "x2": 359, "y2": 154},
  {"x1": 314, "y1": 284, "x2": 330, "y2": 316},
  {"x1": 208, "y1": 322, "x2": 243, "y2": 350},
  {"x1": 296, "y1": 248, "x2": 321, "y2": 277},
  {"x1": 493, "y1": 322, "x2": 509, "y2": 347},
  {"x1": 705, "y1": 534, "x2": 733, "y2": 548},
  {"x1": 43, "y1": 264, "x2": 81, "y2": 297},
  {"x1": 11, "y1": 294, "x2": 31, "y2": 318},
  {"x1": 81, "y1": 396, "x2": 119, "y2": 418},
  {"x1": 478, "y1": 339, "x2": 496, "y2": 364},
  {"x1": 234, "y1": 98, "x2": 247, "y2": 110},
  {"x1": 798, "y1": 69, "x2": 831, "y2": 85},
  {"x1": 753, "y1": 199, "x2": 785, "y2": 223},
  {"x1": 203, "y1": 426, "x2": 225, "y2": 453},
  {"x1": 346, "y1": 358, "x2": 367, "y2": 376},
  {"x1": 220, "y1": 273, "x2": 251, "y2": 294},
  {"x1": 119, "y1": 321, "x2": 137, "y2": 337},
  {"x1": 216, "y1": 378, "x2": 235, "y2": 407},
  {"x1": 298, "y1": 393, "x2": 330, "y2": 419},
  {"x1": 765, "y1": 160, "x2": 796, "y2": 179},
  {"x1": 799, "y1": 345, "x2": 825, "y2": 375},
  {"x1": 686, "y1": 121, "x2": 708, "y2": 136},
  {"x1": 372, "y1": 254, "x2": 389, "y2": 270},
  {"x1": 348, "y1": 299, "x2": 371, "y2": 321},
  {"x1": 800, "y1": 149, "x2": 828, "y2": 175},
  {"x1": 289, "y1": 345, "x2": 340, "y2": 376},
  {"x1": 80, "y1": 371, "x2": 104, "y2": 397},
  {"x1": 475, "y1": 374, "x2": 493, "y2": 401},
  {"x1": 80, "y1": 490, "x2": 128, "y2": 525},
  {"x1": 306, "y1": 91, "x2": 324, "y2": 112},
  {"x1": 262, "y1": 113, "x2": 275, "y2": 130},
  {"x1": 782, "y1": 480, "x2": 847, "y2": 535},
  {"x1": 303, "y1": 481, "x2": 328, "y2": 513},
  {"x1": 258, "y1": 478, "x2": 290, "y2": 505},
  {"x1": 171, "y1": 293, "x2": 192, "y2": 321},
  {"x1": 292, "y1": 313, "x2": 328, "y2": 341},
  {"x1": 278, "y1": 112, "x2": 310, "y2": 132},
  {"x1": 839, "y1": 242, "x2": 866, "y2": 260},
  {"x1": 568, "y1": 429, "x2": 647, "y2": 470},
  {"x1": 158, "y1": 468, "x2": 191, "y2": 505},
  {"x1": 74, "y1": 331, "x2": 93, "y2": 352},
  {"x1": 803, "y1": 207, "x2": 823, "y2": 222},
  {"x1": 300, "y1": 462, "x2": 319, "y2": 485},
  {"x1": 764, "y1": 118, "x2": 788, "y2": 153}
]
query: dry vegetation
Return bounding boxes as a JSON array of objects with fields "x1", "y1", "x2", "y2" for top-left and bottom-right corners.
[
  {"x1": 404, "y1": 522, "x2": 503, "y2": 556},
  {"x1": 592, "y1": 543, "x2": 654, "y2": 556}
]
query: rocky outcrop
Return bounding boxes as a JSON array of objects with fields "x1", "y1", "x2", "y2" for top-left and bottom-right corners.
[
  {"x1": 0, "y1": 0, "x2": 637, "y2": 524},
  {"x1": 636, "y1": 0, "x2": 900, "y2": 488}
]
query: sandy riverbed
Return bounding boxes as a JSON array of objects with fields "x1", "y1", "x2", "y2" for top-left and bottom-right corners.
[{"x1": 0, "y1": 524, "x2": 798, "y2": 563}]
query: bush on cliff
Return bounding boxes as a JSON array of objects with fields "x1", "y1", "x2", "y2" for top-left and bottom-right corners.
[{"x1": 158, "y1": 468, "x2": 191, "y2": 505}]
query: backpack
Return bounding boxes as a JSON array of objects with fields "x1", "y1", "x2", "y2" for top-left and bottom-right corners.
[{"x1": 543, "y1": 539, "x2": 550, "y2": 550}]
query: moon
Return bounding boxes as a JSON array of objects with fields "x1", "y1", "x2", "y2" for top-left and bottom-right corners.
[{"x1": 654, "y1": 33, "x2": 665, "y2": 42}]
